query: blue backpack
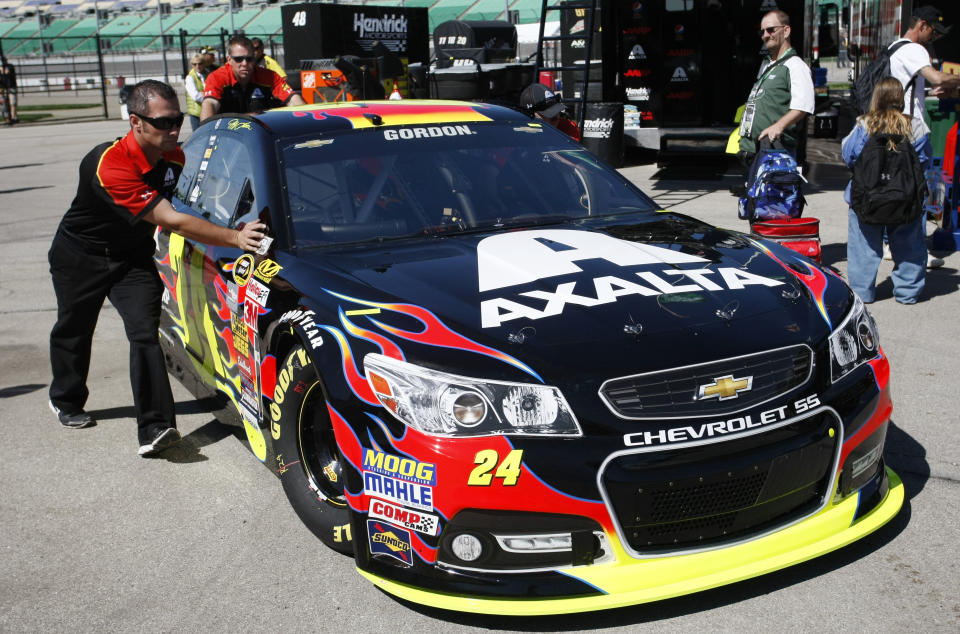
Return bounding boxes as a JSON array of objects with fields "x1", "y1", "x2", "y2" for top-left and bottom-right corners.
[{"x1": 738, "y1": 144, "x2": 806, "y2": 221}]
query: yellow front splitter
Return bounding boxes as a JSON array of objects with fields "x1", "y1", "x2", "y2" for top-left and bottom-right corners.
[{"x1": 358, "y1": 468, "x2": 903, "y2": 616}]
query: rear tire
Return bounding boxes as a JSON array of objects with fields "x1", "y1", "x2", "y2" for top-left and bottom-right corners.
[{"x1": 271, "y1": 346, "x2": 353, "y2": 554}]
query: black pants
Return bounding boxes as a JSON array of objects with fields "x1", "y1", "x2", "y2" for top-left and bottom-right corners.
[{"x1": 48, "y1": 231, "x2": 175, "y2": 442}]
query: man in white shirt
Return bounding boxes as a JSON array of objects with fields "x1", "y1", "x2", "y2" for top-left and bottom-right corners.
[
  {"x1": 888, "y1": 5, "x2": 959, "y2": 269},
  {"x1": 890, "y1": 6, "x2": 959, "y2": 145}
]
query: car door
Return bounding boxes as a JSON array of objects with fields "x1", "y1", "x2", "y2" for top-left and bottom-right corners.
[{"x1": 159, "y1": 125, "x2": 270, "y2": 460}]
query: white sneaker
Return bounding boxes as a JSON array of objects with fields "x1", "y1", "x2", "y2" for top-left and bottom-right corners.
[
  {"x1": 882, "y1": 243, "x2": 892, "y2": 261},
  {"x1": 927, "y1": 253, "x2": 945, "y2": 269}
]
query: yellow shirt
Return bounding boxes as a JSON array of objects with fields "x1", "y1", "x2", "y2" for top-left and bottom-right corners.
[{"x1": 260, "y1": 55, "x2": 286, "y2": 79}]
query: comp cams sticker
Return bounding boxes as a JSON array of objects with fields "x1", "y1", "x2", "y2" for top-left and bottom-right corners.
[{"x1": 368, "y1": 498, "x2": 439, "y2": 536}]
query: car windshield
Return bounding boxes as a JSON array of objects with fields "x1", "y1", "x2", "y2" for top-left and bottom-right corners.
[{"x1": 281, "y1": 120, "x2": 658, "y2": 247}]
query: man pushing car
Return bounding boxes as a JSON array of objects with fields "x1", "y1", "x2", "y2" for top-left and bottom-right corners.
[{"x1": 48, "y1": 79, "x2": 265, "y2": 456}]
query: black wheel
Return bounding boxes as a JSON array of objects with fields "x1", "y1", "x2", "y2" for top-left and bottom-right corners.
[{"x1": 271, "y1": 346, "x2": 353, "y2": 553}]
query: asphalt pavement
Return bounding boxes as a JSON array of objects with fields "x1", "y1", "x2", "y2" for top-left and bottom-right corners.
[{"x1": 1, "y1": 117, "x2": 958, "y2": 632}]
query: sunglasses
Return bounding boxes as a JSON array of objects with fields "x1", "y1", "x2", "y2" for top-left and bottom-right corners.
[
  {"x1": 758, "y1": 25, "x2": 785, "y2": 36},
  {"x1": 231, "y1": 55, "x2": 255, "y2": 64},
  {"x1": 131, "y1": 111, "x2": 184, "y2": 130}
]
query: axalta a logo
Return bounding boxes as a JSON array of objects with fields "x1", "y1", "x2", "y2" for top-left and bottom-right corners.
[
  {"x1": 628, "y1": 44, "x2": 647, "y2": 60},
  {"x1": 476, "y1": 230, "x2": 783, "y2": 328},
  {"x1": 671, "y1": 67, "x2": 689, "y2": 82}
]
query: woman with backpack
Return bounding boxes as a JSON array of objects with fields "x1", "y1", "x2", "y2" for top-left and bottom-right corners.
[{"x1": 842, "y1": 77, "x2": 928, "y2": 304}]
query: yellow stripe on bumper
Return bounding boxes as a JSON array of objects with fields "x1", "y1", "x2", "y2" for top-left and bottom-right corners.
[{"x1": 357, "y1": 468, "x2": 903, "y2": 615}]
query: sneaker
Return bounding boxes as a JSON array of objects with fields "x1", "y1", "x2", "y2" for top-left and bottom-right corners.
[
  {"x1": 49, "y1": 400, "x2": 95, "y2": 429},
  {"x1": 882, "y1": 243, "x2": 892, "y2": 261},
  {"x1": 927, "y1": 253, "x2": 945, "y2": 269},
  {"x1": 138, "y1": 427, "x2": 182, "y2": 457}
]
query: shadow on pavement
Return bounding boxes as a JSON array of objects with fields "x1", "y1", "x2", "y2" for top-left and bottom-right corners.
[{"x1": 0, "y1": 383, "x2": 46, "y2": 398}]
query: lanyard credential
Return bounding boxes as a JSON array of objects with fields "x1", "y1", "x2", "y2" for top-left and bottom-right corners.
[{"x1": 740, "y1": 48, "x2": 796, "y2": 139}]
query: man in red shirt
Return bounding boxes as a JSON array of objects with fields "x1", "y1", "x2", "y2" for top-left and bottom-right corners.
[
  {"x1": 49, "y1": 80, "x2": 265, "y2": 456},
  {"x1": 201, "y1": 35, "x2": 304, "y2": 122},
  {"x1": 520, "y1": 83, "x2": 581, "y2": 141}
]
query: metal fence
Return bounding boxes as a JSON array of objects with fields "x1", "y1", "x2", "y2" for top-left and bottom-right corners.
[{"x1": 1, "y1": 31, "x2": 283, "y2": 117}]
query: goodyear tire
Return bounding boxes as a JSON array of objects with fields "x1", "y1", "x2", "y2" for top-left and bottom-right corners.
[{"x1": 271, "y1": 346, "x2": 353, "y2": 554}]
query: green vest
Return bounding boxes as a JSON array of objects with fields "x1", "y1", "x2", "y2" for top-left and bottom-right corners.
[
  {"x1": 738, "y1": 48, "x2": 803, "y2": 154},
  {"x1": 186, "y1": 69, "x2": 204, "y2": 117}
]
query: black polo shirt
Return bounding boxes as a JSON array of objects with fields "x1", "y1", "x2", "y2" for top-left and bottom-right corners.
[{"x1": 60, "y1": 130, "x2": 184, "y2": 257}]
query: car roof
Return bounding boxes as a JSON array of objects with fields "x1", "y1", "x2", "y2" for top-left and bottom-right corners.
[{"x1": 251, "y1": 99, "x2": 532, "y2": 138}]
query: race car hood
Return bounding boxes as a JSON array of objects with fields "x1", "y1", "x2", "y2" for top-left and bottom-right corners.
[{"x1": 289, "y1": 215, "x2": 852, "y2": 383}]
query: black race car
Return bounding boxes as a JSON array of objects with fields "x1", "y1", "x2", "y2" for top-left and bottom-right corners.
[{"x1": 156, "y1": 101, "x2": 902, "y2": 615}]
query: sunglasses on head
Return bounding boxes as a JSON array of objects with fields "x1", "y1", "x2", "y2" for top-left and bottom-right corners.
[
  {"x1": 132, "y1": 111, "x2": 184, "y2": 130},
  {"x1": 758, "y1": 25, "x2": 785, "y2": 36},
  {"x1": 231, "y1": 55, "x2": 255, "y2": 63}
]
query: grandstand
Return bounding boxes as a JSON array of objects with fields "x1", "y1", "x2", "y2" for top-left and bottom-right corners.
[{"x1": 0, "y1": 0, "x2": 543, "y2": 59}]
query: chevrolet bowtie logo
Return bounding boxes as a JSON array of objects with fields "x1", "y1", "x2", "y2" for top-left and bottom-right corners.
[{"x1": 698, "y1": 375, "x2": 753, "y2": 401}]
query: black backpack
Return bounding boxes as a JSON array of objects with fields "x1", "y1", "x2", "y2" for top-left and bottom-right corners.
[
  {"x1": 850, "y1": 133, "x2": 926, "y2": 225},
  {"x1": 852, "y1": 41, "x2": 918, "y2": 115}
]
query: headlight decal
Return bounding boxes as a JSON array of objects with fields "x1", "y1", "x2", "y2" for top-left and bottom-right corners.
[
  {"x1": 839, "y1": 354, "x2": 892, "y2": 469},
  {"x1": 748, "y1": 238, "x2": 832, "y2": 328},
  {"x1": 324, "y1": 288, "x2": 543, "y2": 382}
]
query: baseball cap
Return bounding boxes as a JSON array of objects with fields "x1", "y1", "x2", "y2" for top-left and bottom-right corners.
[
  {"x1": 520, "y1": 83, "x2": 564, "y2": 119},
  {"x1": 914, "y1": 6, "x2": 951, "y2": 35}
]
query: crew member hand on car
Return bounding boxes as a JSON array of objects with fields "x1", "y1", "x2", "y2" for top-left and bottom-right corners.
[
  {"x1": 144, "y1": 202, "x2": 265, "y2": 252},
  {"x1": 48, "y1": 79, "x2": 266, "y2": 458}
]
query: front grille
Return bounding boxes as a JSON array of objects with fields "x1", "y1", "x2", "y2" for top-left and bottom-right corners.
[
  {"x1": 601, "y1": 411, "x2": 839, "y2": 555},
  {"x1": 599, "y1": 344, "x2": 813, "y2": 419}
]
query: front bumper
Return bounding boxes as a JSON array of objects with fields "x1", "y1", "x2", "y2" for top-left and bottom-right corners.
[{"x1": 358, "y1": 467, "x2": 902, "y2": 615}]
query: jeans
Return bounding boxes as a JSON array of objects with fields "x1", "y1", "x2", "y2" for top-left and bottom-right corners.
[{"x1": 847, "y1": 209, "x2": 926, "y2": 303}]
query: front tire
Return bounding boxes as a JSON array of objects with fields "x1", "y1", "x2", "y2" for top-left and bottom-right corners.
[{"x1": 271, "y1": 346, "x2": 353, "y2": 553}]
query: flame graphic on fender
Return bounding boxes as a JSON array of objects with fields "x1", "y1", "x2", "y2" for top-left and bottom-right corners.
[
  {"x1": 339, "y1": 309, "x2": 405, "y2": 362},
  {"x1": 750, "y1": 238, "x2": 832, "y2": 328},
  {"x1": 324, "y1": 289, "x2": 542, "y2": 382},
  {"x1": 320, "y1": 325, "x2": 380, "y2": 405},
  {"x1": 212, "y1": 276, "x2": 233, "y2": 322}
]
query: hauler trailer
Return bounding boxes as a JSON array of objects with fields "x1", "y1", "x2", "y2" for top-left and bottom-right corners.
[{"x1": 537, "y1": 0, "x2": 818, "y2": 158}]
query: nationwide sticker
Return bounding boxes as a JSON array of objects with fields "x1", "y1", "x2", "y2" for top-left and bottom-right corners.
[
  {"x1": 363, "y1": 471, "x2": 433, "y2": 511},
  {"x1": 367, "y1": 520, "x2": 412, "y2": 565},
  {"x1": 368, "y1": 498, "x2": 440, "y2": 536},
  {"x1": 363, "y1": 449, "x2": 436, "y2": 486},
  {"x1": 233, "y1": 254, "x2": 254, "y2": 286}
]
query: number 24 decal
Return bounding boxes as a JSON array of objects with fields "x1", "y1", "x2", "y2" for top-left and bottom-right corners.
[{"x1": 468, "y1": 449, "x2": 524, "y2": 486}]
